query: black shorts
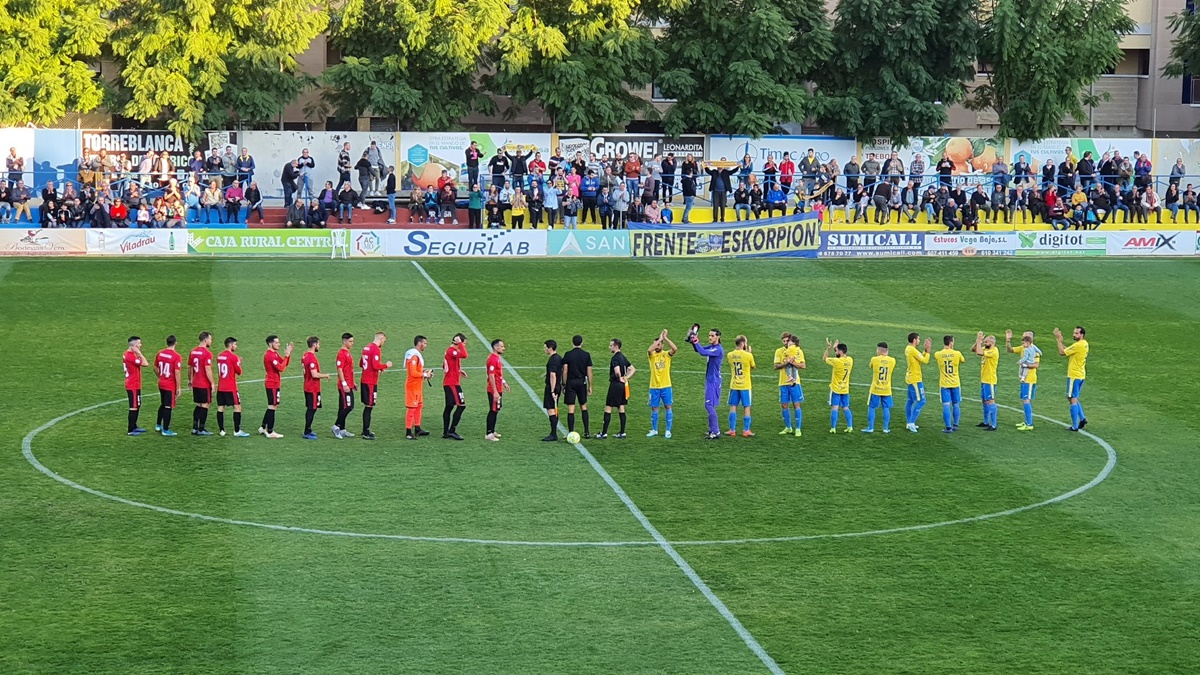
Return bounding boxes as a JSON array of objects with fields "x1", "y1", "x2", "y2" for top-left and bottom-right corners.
[
  {"x1": 606, "y1": 381, "x2": 629, "y2": 407},
  {"x1": 192, "y1": 387, "x2": 211, "y2": 404},
  {"x1": 305, "y1": 392, "x2": 322, "y2": 410},
  {"x1": 337, "y1": 389, "x2": 355, "y2": 409},
  {"x1": 543, "y1": 385, "x2": 561, "y2": 411},
  {"x1": 564, "y1": 379, "x2": 588, "y2": 406},
  {"x1": 266, "y1": 388, "x2": 281, "y2": 407},
  {"x1": 445, "y1": 384, "x2": 465, "y2": 407},
  {"x1": 127, "y1": 389, "x2": 141, "y2": 409},
  {"x1": 159, "y1": 388, "x2": 176, "y2": 409},
  {"x1": 488, "y1": 391, "x2": 503, "y2": 412},
  {"x1": 216, "y1": 391, "x2": 240, "y2": 407},
  {"x1": 361, "y1": 382, "x2": 378, "y2": 407}
]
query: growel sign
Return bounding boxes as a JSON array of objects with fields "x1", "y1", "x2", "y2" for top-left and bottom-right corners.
[
  {"x1": 924, "y1": 232, "x2": 1018, "y2": 256},
  {"x1": 386, "y1": 229, "x2": 547, "y2": 257},
  {"x1": 1014, "y1": 231, "x2": 1106, "y2": 256},
  {"x1": 820, "y1": 231, "x2": 924, "y2": 257},
  {"x1": 1104, "y1": 230, "x2": 1196, "y2": 256},
  {"x1": 558, "y1": 134, "x2": 705, "y2": 161},
  {"x1": 547, "y1": 230, "x2": 631, "y2": 257},
  {"x1": 87, "y1": 229, "x2": 187, "y2": 255}
]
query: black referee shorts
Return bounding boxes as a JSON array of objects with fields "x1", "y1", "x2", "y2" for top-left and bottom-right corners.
[
  {"x1": 543, "y1": 385, "x2": 561, "y2": 411},
  {"x1": 605, "y1": 381, "x2": 628, "y2": 407},
  {"x1": 563, "y1": 379, "x2": 588, "y2": 406}
]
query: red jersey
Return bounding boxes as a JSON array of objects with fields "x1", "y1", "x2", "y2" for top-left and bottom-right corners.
[
  {"x1": 189, "y1": 346, "x2": 214, "y2": 389},
  {"x1": 123, "y1": 350, "x2": 147, "y2": 390},
  {"x1": 302, "y1": 351, "x2": 322, "y2": 393},
  {"x1": 360, "y1": 342, "x2": 389, "y2": 385},
  {"x1": 216, "y1": 349, "x2": 242, "y2": 392},
  {"x1": 486, "y1": 353, "x2": 505, "y2": 394},
  {"x1": 780, "y1": 159, "x2": 795, "y2": 182},
  {"x1": 263, "y1": 350, "x2": 290, "y2": 389},
  {"x1": 335, "y1": 347, "x2": 356, "y2": 392},
  {"x1": 154, "y1": 349, "x2": 183, "y2": 391},
  {"x1": 443, "y1": 343, "x2": 467, "y2": 386}
]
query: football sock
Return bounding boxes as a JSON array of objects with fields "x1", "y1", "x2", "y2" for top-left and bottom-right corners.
[
  {"x1": 362, "y1": 406, "x2": 372, "y2": 433},
  {"x1": 867, "y1": 407, "x2": 876, "y2": 429},
  {"x1": 567, "y1": 412, "x2": 576, "y2": 432},
  {"x1": 882, "y1": 408, "x2": 891, "y2": 430},
  {"x1": 602, "y1": 412, "x2": 612, "y2": 434},
  {"x1": 845, "y1": 410, "x2": 853, "y2": 428},
  {"x1": 405, "y1": 408, "x2": 416, "y2": 429},
  {"x1": 619, "y1": 412, "x2": 626, "y2": 433},
  {"x1": 199, "y1": 407, "x2": 209, "y2": 430},
  {"x1": 549, "y1": 414, "x2": 558, "y2": 435},
  {"x1": 442, "y1": 401, "x2": 454, "y2": 433},
  {"x1": 192, "y1": 407, "x2": 200, "y2": 431},
  {"x1": 989, "y1": 403, "x2": 998, "y2": 427},
  {"x1": 304, "y1": 408, "x2": 315, "y2": 434},
  {"x1": 1076, "y1": 401, "x2": 1085, "y2": 421},
  {"x1": 651, "y1": 409, "x2": 659, "y2": 431},
  {"x1": 217, "y1": 411, "x2": 225, "y2": 432},
  {"x1": 156, "y1": 406, "x2": 164, "y2": 428},
  {"x1": 904, "y1": 399, "x2": 913, "y2": 424},
  {"x1": 830, "y1": 408, "x2": 839, "y2": 428},
  {"x1": 793, "y1": 407, "x2": 802, "y2": 429},
  {"x1": 581, "y1": 410, "x2": 590, "y2": 434},
  {"x1": 1023, "y1": 402, "x2": 1034, "y2": 426},
  {"x1": 128, "y1": 409, "x2": 138, "y2": 433},
  {"x1": 233, "y1": 412, "x2": 241, "y2": 433},
  {"x1": 913, "y1": 398, "x2": 926, "y2": 423},
  {"x1": 415, "y1": 403, "x2": 423, "y2": 428},
  {"x1": 486, "y1": 410, "x2": 498, "y2": 435},
  {"x1": 781, "y1": 408, "x2": 790, "y2": 427},
  {"x1": 265, "y1": 408, "x2": 276, "y2": 433},
  {"x1": 260, "y1": 410, "x2": 270, "y2": 430},
  {"x1": 728, "y1": 411, "x2": 736, "y2": 431},
  {"x1": 450, "y1": 405, "x2": 464, "y2": 432},
  {"x1": 742, "y1": 415, "x2": 750, "y2": 431},
  {"x1": 162, "y1": 408, "x2": 172, "y2": 431},
  {"x1": 943, "y1": 405, "x2": 952, "y2": 428},
  {"x1": 952, "y1": 403, "x2": 960, "y2": 427},
  {"x1": 665, "y1": 409, "x2": 673, "y2": 432}
]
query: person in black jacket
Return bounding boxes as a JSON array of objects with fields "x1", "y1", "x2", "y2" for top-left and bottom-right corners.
[
  {"x1": 245, "y1": 181, "x2": 264, "y2": 224},
  {"x1": 505, "y1": 146, "x2": 532, "y2": 190},
  {"x1": 660, "y1": 153, "x2": 676, "y2": 203},
  {"x1": 487, "y1": 150, "x2": 509, "y2": 190},
  {"x1": 464, "y1": 141, "x2": 482, "y2": 191},
  {"x1": 337, "y1": 183, "x2": 358, "y2": 224},
  {"x1": 942, "y1": 199, "x2": 961, "y2": 231},
  {"x1": 703, "y1": 159, "x2": 736, "y2": 222},
  {"x1": 91, "y1": 196, "x2": 113, "y2": 228},
  {"x1": 355, "y1": 152, "x2": 373, "y2": 204},
  {"x1": 281, "y1": 159, "x2": 299, "y2": 207},
  {"x1": 680, "y1": 154, "x2": 699, "y2": 223},
  {"x1": 385, "y1": 166, "x2": 397, "y2": 223}
]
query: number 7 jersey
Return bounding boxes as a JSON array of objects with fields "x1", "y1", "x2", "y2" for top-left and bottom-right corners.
[{"x1": 825, "y1": 355, "x2": 853, "y2": 394}]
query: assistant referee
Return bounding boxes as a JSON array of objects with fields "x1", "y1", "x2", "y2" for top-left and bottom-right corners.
[
  {"x1": 542, "y1": 339, "x2": 564, "y2": 442},
  {"x1": 561, "y1": 334, "x2": 593, "y2": 438}
]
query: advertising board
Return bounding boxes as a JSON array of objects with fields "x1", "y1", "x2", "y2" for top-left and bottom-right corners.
[
  {"x1": 547, "y1": 230, "x2": 630, "y2": 257},
  {"x1": 819, "y1": 231, "x2": 924, "y2": 257},
  {"x1": 86, "y1": 229, "x2": 187, "y2": 255},
  {"x1": 924, "y1": 233, "x2": 1018, "y2": 256},
  {"x1": 629, "y1": 216, "x2": 821, "y2": 258}
]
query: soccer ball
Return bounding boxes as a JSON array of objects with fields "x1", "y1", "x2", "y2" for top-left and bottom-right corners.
[{"x1": 566, "y1": 431, "x2": 581, "y2": 444}]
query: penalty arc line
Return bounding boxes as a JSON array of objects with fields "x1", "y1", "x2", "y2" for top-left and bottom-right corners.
[{"x1": 410, "y1": 260, "x2": 786, "y2": 675}]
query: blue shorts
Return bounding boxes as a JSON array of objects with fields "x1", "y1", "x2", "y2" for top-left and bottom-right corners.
[
  {"x1": 728, "y1": 389, "x2": 752, "y2": 407},
  {"x1": 828, "y1": 391, "x2": 850, "y2": 407},
  {"x1": 980, "y1": 383, "x2": 995, "y2": 401},
  {"x1": 907, "y1": 383, "x2": 925, "y2": 403},
  {"x1": 1020, "y1": 382, "x2": 1037, "y2": 401},
  {"x1": 648, "y1": 387, "x2": 673, "y2": 407},
  {"x1": 779, "y1": 384, "x2": 804, "y2": 404},
  {"x1": 868, "y1": 394, "x2": 893, "y2": 409},
  {"x1": 1067, "y1": 378, "x2": 1085, "y2": 399},
  {"x1": 940, "y1": 387, "x2": 962, "y2": 404}
]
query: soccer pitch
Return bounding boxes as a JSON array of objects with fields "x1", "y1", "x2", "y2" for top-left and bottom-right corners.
[{"x1": 3, "y1": 257, "x2": 1199, "y2": 673}]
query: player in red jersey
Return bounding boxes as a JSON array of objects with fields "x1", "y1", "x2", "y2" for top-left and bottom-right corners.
[
  {"x1": 359, "y1": 331, "x2": 392, "y2": 440},
  {"x1": 441, "y1": 332, "x2": 468, "y2": 440},
  {"x1": 215, "y1": 337, "x2": 248, "y2": 437},
  {"x1": 485, "y1": 339, "x2": 510, "y2": 441},
  {"x1": 333, "y1": 333, "x2": 357, "y2": 439},
  {"x1": 188, "y1": 331, "x2": 216, "y2": 436},
  {"x1": 260, "y1": 335, "x2": 293, "y2": 438},
  {"x1": 153, "y1": 335, "x2": 183, "y2": 437},
  {"x1": 123, "y1": 336, "x2": 149, "y2": 436},
  {"x1": 301, "y1": 336, "x2": 332, "y2": 440},
  {"x1": 404, "y1": 335, "x2": 435, "y2": 440}
]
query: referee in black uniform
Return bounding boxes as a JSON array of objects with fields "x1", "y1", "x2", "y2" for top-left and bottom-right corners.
[
  {"x1": 542, "y1": 339, "x2": 564, "y2": 442},
  {"x1": 561, "y1": 334, "x2": 593, "y2": 438},
  {"x1": 598, "y1": 338, "x2": 636, "y2": 439}
]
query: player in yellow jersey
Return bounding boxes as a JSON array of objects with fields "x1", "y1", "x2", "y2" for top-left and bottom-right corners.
[
  {"x1": 823, "y1": 338, "x2": 854, "y2": 433},
  {"x1": 1054, "y1": 325, "x2": 1089, "y2": 431},
  {"x1": 904, "y1": 332, "x2": 932, "y2": 433},
  {"x1": 864, "y1": 342, "x2": 897, "y2": 433},
  {"x1": 934, "y1": 335, "x2": 965, "y2": 433},
  {"x1": 971, "y1": 332, "x2": 1000, "y2": 431},
  {"x1": 726, "y1": 335, "x2": 756, "y2": 437},
  {"x1": 646, "y1": 329, "x2": 678, "y2": 438},
  {"x1": 1006, "y1": 329, "x2": 1041, "y2": 431},
  {"x1": 774, "y1": 332, "x2": 806, "y2": 436}
]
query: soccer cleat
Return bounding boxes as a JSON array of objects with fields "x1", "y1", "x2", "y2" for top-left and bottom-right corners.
[
  {"x1": 595, "y1": 432, "x2": 608, "y2": 439},
  {"x1": 196, "y1": 430, "x2": 213, "y2": 436},
  {"x1": 127, "y1": 429, "x2": 145, "y2": 436},
  {"x1": 155, "y1": 424, "x2": 162, "y2": 432},
  {"x1": 447, "y1": 432, "x2": 464, "y2": 441},
  {"x1": 258, "y1": 427, "x2": 266, "y2": 436},
  {"x1": 331, "y1": 425, "x2": 344, "y2": 439},
  {"x1": 1066, "y1": 426, "x2": 1079, "y2": 432},
  {"x1": 415, "y1": 427, "x2": 431, "y2": 437},
  {"x1": 943, "y1": 427, "x2": 954, "y2": 433},
  {"x1": 779, "y1": 427, "x2": 793, "y2": 435},
  {"x1": 1078, "y1": 418, "x2": 1088, "y2": 430},
  {"x1": 664, "y1": 430, "x2": 672, "y2": 439},
  {"x1": 882, "y1": 429, "x2": 891, "y2": 434},
  {"x1": 360, "y1": 432, "x2": 376, "y2": 441},
  {"x1": 976, "y1": 422, "x2": 990, "y2": 428},
  {"x1": 741, "y1": 430, "x2": 755, "y2": 437},
  {"x1": 952, "y1": 426, "x2": 959, "y2": 431},
  {"x1": 485, "y1": 433, "x2": 500, "y2": 442},
  {"x1": 133, "y1": 428, "x2": 147, "y2": 434},
  {"x1": 219, "y1": 430, "x2": 227, "y2": 437},
  {"x1": 794, "y1": 428, "x2": 802, "y2": 437},
  {"x1": 161, "y1": 429, "x2": 177, "y2": 437},
  {"x1": 830, "y1": 428, "x2": 837, "y2": 434},
  {"x1": 191, "y1": 429, "x2": 199, "y2": 436},
  {"x1": 233, "y1": 430, "x2": 250, "y2": 437},
  {"x1": 614, "y1": 433, "x2": 626, "y2": 439},
  {"x1": 406, "y1": 433, "x2": 418, "y2": 441},
  {"x1": 1016, "y1": 424, "x2": 1033, "y2": 431},
  {"x1": 341, "y1": 429, "x2": 355, "y2": 438},
  {"x1": 302, "y1": 432, "x2": 318, "y2": 440},
  {"x1": 705, "y1": 432, "x2": 720, "y2": 440},
  {"x1": 542, "y1": 435, "x2": 558, "y2": 442},
  {"x1": 646, "y1": 429, "x2": 658, "y2": 437},
  {"x1": 862, "y1": 428, "x2": 875, "y2": 434},
  {"x1": 984, "y1": 426, "x2": 997, "y2": 432},
  {"x1": 725, "y1": 430, "x2": 737, "y2": 436},
  {"x1": 844, "y1": 427, "x2": 854, "y2": 433},
  {"x1": 582, "y1": 433, "x2": 591, "y2": 439},
  {"x1": 267, "y1": 432, "x2": 284, "y2": 439}
]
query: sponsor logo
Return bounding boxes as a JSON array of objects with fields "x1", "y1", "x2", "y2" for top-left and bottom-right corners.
[
  {"x1": 1105, "y1": 230, "x2": 1196, "y2": 256},
  {"x1": 0, "y1": 229, "x2": 87, "y2": 256},
  {"x1": 924, "y1": 233, "x2": 1017, "y2": 256},
  {"x1": 821, "y1": 232, "x2": 923, "y2": 257},
  {"x1": 1122, "y1": 233, "x2": 1177, "y2": 252},
  {"x1": 355, "y1": 231, "x2": 383, "y2": 256},
  {"x1": 397, "y1": 229, "x2": 546, "y2": 257},
  {"x1": 1014, "y1": 231, "x2": 1105, "y2": 256},
  {"x1": 630, "y1": 219, "x2": 821, "y2": 258},
  {"x1": 559, "y1": 135, "x2": 705, "y2": 161}
]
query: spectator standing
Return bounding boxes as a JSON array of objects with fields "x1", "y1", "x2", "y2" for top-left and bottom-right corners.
[
  {"x1": 562, "y1": 194, "x2": 580, "y2": 229},
  {"x1": 779, "y1": 152, "x2": 796, "y2": 195},
  {"x1": 6, "y1": 147, "x2": 23, "y2": 186},
  {"x1": 908, "y1": 153, "x2": 926, "y2": 188},
  {"x1": 509, "y1": 189, "x2": 526, "y2": 229},
  {"x1": 992, "y1": 157, "x2": 1009, "y2": 190},
  {"x1": 872, "y1": 181, "x2": 893, "y2": 224},
  {"x1": 1134, "y1": 151, "x2": 1152, "y2": 191},
  {"x1": 465, "y1": 141, "x2": 482, "y2": 190},
  {"x1": 660, "y1": 153, "x2": 676, "y2": 203},
  {"x1": 506, "y1": 145, "x2": 532, "y2": 190},
  {"x1": 610, "y1": 182, "x2": 630, "y2": 229},
  {"x1": 1, "y1": 182, "x2": 14, "y2": 223},
  {"x1": 640, "y1": 170, "x2": 658, "y2": 208},
  {"x1": 337, "y1": 142, "x2": 352, "y2": 191},
  {"x1": 737, "y1": 154, "x2": 754, "y2": 188},
  {"x1": 581, "y1": 170, "x2": 600, "y2": 224},
  {"x1": 296, "y1": 149, "x2": 315, "y2": 199},
  {"x1": 1012, "y1": 154, "x2": 1031, "y2": 186},
  {"x1": 204, "y1": 149, "x2": 223, "y2": 186},
  {"x1": 680, "y1": 155, "x2": 699, "y2": 223},
  {"x1": 139, "y1": 151, "x2": 158, "y2": 186},
  {"x1": 761, "y1": 157, "x2": 778, "y2": 191},
  {"x1": 704, "y1": 159, "x2": 735, "y2": 223},
  {"x1": 355, "y1": 152, "x2": 373, "y2": 204},
  {"x1": 861, "y1": 153, "x2": 881, "y2": 190},
  {"x1": 281, "y1": 160, "x2": 300, "y2": 207},
  {"x1": 1041, "y1": 159, "x2": 1056, "y2": 191},
  {"x1": 623, "y1": 153, "x2": 642, "y2": 196},
  {"x1": 236, "y1": 148, "x2": 255, "y2": 186},
  {"x1": 367, "y1": 141, "x2": 385, "y2": 195},
  {"x1": 936, "y1": 155, "x2": 955, "y2": 188},
  {"x1": 385, "y1": 166, "x2": 397, "y2": 224},
  {"x1": 799, "y1": 149, "x2": 820, "y2": 194},
  {"x1": 220, "y1": 145, "x2": 237, "y2": 188},
  {"x1": 466, "y1": 182, "x2": 483, "y2": 229},
  {"x1": 1076, "y1": 151, "x2": 1095, "y2": 190},
  {"x1": 528, "y1": 185, "x2": 544, "y2": 229},
  {"x1": 884, "y1": 152, "x2": 905, "y2": 186},
  {"x1": 843, "y1": 155, "x2": 860, "y2": 192},
  {"x1": 189, "y1": 151, "x2": 205, "y2": 184},
  {"x1": 488, "y1": 149, "x2": 509, "y2": 190},
  {"x1": 1170, "y1": 158, "x2": 1186, "y2": 188}
]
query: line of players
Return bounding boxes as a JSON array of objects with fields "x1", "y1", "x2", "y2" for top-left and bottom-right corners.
[{"x1": 120, "y1": 331, "x2": 510, "y2": 441}]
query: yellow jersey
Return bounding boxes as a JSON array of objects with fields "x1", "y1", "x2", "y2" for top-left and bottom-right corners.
[
  {"x1": 774, "y1": 345, "x2": 804, "y2": 386},
  {"x1": 1026, "y1": 349, "x2": 1041, "y2": 385},
  {"x1": 826, "y1": 355, "x2": 853, "y2": 394},
  {"x1": 869, "y1": 355, "x2": 897, "y2": 396},
  {"x1": 727, "y1": 349, "x2": 755, "y2": 391},
  {"x1": 980, "y1": 346, "x2": 999, "y2": 385},
  {"x1": 648, "y1": 350, "x2": 672, "y2": 389},
  {"x1": 904, "y1": 344, "x2": 929, "y2": 384},
  {"x1": 1064, "y1": 339, "x2": 1088, "y2": 379},
  {"x1": 935, "y1": 348, "x2": 965, "y2": 388}
]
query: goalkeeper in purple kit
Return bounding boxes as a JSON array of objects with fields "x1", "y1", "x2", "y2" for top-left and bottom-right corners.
[{"x1": 691, "y1": 326, "x2": 725, "y2": 440}]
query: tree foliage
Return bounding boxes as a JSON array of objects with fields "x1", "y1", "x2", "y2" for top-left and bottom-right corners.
[
  {"x1": 488, "y1": 0, "x2": 678, "y2": 133},
  {"x1": 1163, "y1": 8, "x2": 1200, "y2": 101},
  {"x1": 967, "y1": 0, "x2": 1134, "y2": 141},
  {"x1": 323, "y1": 0, "x2": 511, "y2": 130},
  {"x1": 0, "y1": 0, "x2": 114, "y2": 126},
  {"x1": 655, "y1": 0, "x2": 831, "y2": 138},
  {"x1": 816, "y1": 0, "x2": 977, "y2": 143},
  {"x1": 108, "y1": 0, "x2": 327, "y2": 140}
]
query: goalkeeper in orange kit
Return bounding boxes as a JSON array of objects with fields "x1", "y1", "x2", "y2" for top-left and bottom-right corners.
[{"x1": 404, "y1": 335, "x2": 435, "y2": 440}]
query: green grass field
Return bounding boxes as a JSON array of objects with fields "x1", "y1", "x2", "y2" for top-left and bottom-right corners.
[{"x1": 3, "y1": 256, "x2": 1199, "y2": 673}]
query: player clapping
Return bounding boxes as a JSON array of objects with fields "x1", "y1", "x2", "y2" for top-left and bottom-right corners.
[{"x1": 260, "y1": 335, "x2": 293, "y2": 438}]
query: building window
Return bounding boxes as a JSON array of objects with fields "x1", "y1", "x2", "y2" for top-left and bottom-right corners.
[{"x1": 651, "y1": 81, "x2": 676, "y2": 103}]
